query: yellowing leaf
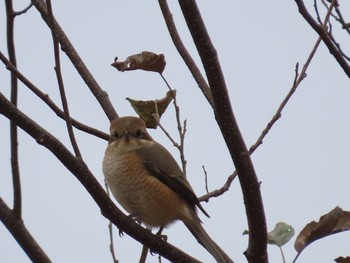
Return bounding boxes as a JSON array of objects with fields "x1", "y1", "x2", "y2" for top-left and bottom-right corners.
[
  {"x1": 126, "y1": 90, "x2": 176, "y2": 128},
  {"x1": 111, "y1": 51, "x2": 166, "y2": 73}
]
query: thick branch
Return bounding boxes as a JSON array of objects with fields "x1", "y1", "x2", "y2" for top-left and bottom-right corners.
[
  {"x1": 178, "y1": 1, "x2": 267, "y2": 262},
  {"x1": 31, "y1": 0, "x2": 118, "y2": 121},
  {"x1": 295, "y1": 0, "x2": 350, "y2": 78},
  {"x1": 0, "y1": 93, "x2": 200, "y2": 263},
  {"x1": 0, "y1": 198, "x2": 51, "y2": 263}
]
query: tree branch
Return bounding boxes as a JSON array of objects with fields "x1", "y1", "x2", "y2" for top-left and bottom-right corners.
[
  {"x1": 295, "y1": 0, "x2": 350, "y2": 77},
  {"x1": 5, "y1": 0, "x2": 22, "y2": 219},
  {"x1": 178, "y1": 1, "x2": 267, "y2": 262},
  {"x1": 158, "y1": 0, "x2": 214, "y2": 107},
  {"x1": 0, "y1": 52, "x2": 109, "y2": 141},
  {"x1": 45, "y1": 0, "x2": 81, "y2": 158},
  {"x1": 0, "y1": 93, "x2": 201, "y2": 263},
  {"x1": 0, "y1": 198, "x2": 52, "y2": 263},
  {"x1": 31, "y1": 0, "x2": 118, "y2": 121}
]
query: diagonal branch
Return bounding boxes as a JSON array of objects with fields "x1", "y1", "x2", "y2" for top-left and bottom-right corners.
[
  {"x1": 0, "y1": 52, "x2": 109, "y2": 141},
  {"x1": 200, "y1": 33, "x2": 323, "y2": 204},
  {"x1": 0, "y1": 198, "x2": 52, "y2": 263},
  {"x1": 45, "y1": 0, "x2": 81, "y2": 158},
  {"x1": 178, "y1": 1, "x2": 267, "y2": 262},
  {"x1": 0, "y1": 93, "x2": 200, "y2": 263},
  {"x1": 158, "y1": 0, "x2": 214, "y2": 107},
  {"x1": 31, "y1": 0, "x2": 118, "y2": 121},
  {"x1": 295, "y1": 0, "x2": 350, "y2": 77}
]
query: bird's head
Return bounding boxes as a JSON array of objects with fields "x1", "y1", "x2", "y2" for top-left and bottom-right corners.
[{"x1": 109, "y1": 116, "x2": 153, "y2": 149}]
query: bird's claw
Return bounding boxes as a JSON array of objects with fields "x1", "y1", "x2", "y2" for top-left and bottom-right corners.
[{"x1": 119, "y1": 214, "x2": 142, "y2": 237}]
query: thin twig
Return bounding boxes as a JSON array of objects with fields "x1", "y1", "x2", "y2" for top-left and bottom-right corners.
[
  {"x1": 334, "y1": 4, "x2": 350, "y2": 35},
  {"x1": 159, "y1": 73, "x2": 187, "y2": 176},
  {"x1": 5, "y1": 0, "x2": 22, "y2": 219},
  {"x1": 14, "y1": 2, "x2": 33, "y2": 16},
  {"x1": 320, "y1": 0, "x2": 339, "y2": 22},
  {"x1": 201, "y1": 35, "x2": 323, "y2": 202},
  {"x1": 46, "y1": 0, "x2": 81, "y2": 158},
  {"x1": 0, "y1": 52, "x2": 109, "y2": 141},
  {"x1": 314, "y1": 0, "x2": 322, "y2": 24},
  {"x1": 157, "y1": 122, "x2": 179, "y2": 148},
  {"x1": 199, "y1": 171, "x2": 236, "y2": 202},
  {"x1": 295, "y1": 0, "x2": 350, "y2": 77},
  {"x1": 327, "y1": 30, "x2": 350, "y2": 61},
  {"x1": 31, "y1": 0, "x2": 118, "y2": 121},
  {"x1": 158, "y1": 0, "x2": 214, "y2": 107},
  {"x1": 202, "y1": 165, "x2": 209, "y2": 194},
  {"x1": 139, "y1": 245, "x2": 149, "y2": 263},
  {"x1": 104, "y1": 181, "x2": 119, "y2": 263},
  {"x1": 279, "y1": 246, "x2": 286, "y2": 263},
  {"x1": 198, "y1": 3, "x2": 333, "y2": 237}
]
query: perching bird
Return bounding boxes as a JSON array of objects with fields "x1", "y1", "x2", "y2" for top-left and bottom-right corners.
[{"x1": 103, "y1": 116, "x2": 233, "y2": 263}]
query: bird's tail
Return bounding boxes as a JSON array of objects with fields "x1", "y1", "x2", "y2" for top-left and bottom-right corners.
[{"x1": 184, "y1": 217, "x2": 234, "y2": 263}]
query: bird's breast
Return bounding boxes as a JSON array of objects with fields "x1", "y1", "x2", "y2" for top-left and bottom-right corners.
[{"x1": 103, "y1": 146, "x2": 189, "y2": 228}]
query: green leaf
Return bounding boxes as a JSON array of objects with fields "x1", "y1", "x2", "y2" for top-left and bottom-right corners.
[{"x1": 268, "y1": 222, "x2": 295, "y2": 247}]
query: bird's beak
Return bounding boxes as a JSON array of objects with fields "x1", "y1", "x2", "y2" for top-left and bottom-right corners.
[{"x1": 122, "y1": 129, "x2": 131, "y2": 141}]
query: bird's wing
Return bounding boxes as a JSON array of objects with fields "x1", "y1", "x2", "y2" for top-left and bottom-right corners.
[{"x1": 135, "y1": 142, "x2": 210, "y2": 218}]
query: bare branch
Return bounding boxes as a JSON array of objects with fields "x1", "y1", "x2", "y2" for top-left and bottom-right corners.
[
  {"x1": 0, "y1": 52, "x2": 109, "y2": 141},
  {"x1": 199, "y1": 171, "x2": 237, "y2": 203},
  {"x1": 0, "y1": 93, "x2": 201, "y2": 263},
  {"x1": 202, "y1": 165, "x2": 209, "y2": 194},
  {"x1": 14, "y1": 2, "x2": 33, "y2": 16},
  {"x1": 201, "y1": 36, "x2": 323, "y2": 203},
  {"x1": 158, "y1": 0, "x2": 214, "y2": 107},
  {"x1": 5, "y1": 0, "x2": 22, "y2": 219},
  {"x1": 0, "y1": 198, "x2": 52, "y2": 263},
  {"x1": 159, "y1": 73, "x2": 188, "y2": 176},
  {"x1": 178, "y1": 1, "x2": 266, "y2": 262},
  {"x1": 31, "y1": 0, "x2": 118, "y2": 121},
  {"x1": 295, "y1": 0, "x2": 350, "y2": 77},
  {"x1": 104, "y1": 181, "x2": 119, "y2": 263},
  {"x1": 45, "y1": 0, "x2": 81, "y2": 158}
]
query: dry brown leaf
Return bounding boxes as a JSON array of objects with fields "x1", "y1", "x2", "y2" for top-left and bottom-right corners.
[
  {"x1": 126, "y1": 90, "x2": 176, "y2": 128},
  {"x1": 335, "y1": 256, "x2": 350, "y2": 263},
  {"x1": 294, "y1": 206, "x2": 350, "y2": 253},
  {"x1": 111, "y1": 51, "x2": 166, "y2": 73}
]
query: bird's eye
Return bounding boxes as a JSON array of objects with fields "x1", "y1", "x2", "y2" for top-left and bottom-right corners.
[
  {"x1": 135, "y1": 129, "x2": 142, "y2": 138},
  {"x1": 113, "y1": 131, "x2": 119, "y2": 139}
]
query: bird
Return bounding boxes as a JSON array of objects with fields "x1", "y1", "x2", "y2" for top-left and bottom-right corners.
[{"x1": 103, "y1": 116, "x2": 233, "y2": 263}]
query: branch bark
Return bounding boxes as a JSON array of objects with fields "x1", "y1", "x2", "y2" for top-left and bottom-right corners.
[
  {"x1": 295, "y1": 0, "x2": 350, "y2": 78},
  {"x1": 158, "y1": 0, "x2": 214, "y2": 107},
  {"x1": 0, "y1": 52, "x2": 109, "y2": 141},
  {"x1": 31, "y1": 0, "x2": 118, "y2": 121},
  {"x1": 0, "y1": 92, "x2": 201, "y2": 263},
  {"x1": 0, "y1": 198, "x2": 51, "y2": 263},
  {"x1": 5, "y1": 0, "x2": 22, "y2": 219},
  {"x1": 178, "y1": 1, "x2": 267, "y2": 262}
]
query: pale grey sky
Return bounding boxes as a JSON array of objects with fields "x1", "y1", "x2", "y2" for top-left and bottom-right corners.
[{"x1": 1, "y1": 1, "x2": 350, "y2": 262}]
